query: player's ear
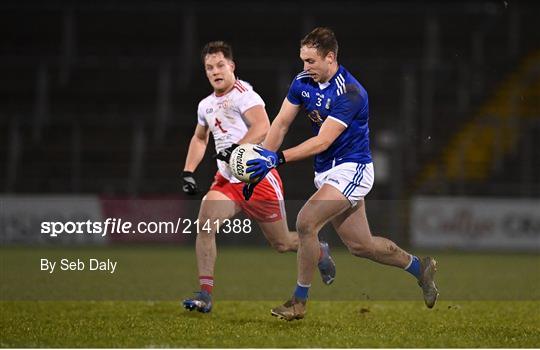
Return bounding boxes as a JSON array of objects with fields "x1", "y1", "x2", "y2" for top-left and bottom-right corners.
[
  {"x1": 326, "y1": 51, "x2": 336, "y2": 64},
  {"x1": 229, "y1": 60, "x2": 236, "y2": 72}
]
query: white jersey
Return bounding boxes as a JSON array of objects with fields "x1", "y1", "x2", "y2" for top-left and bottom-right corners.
[{"x1": 197, "y1": 79, "x2": 265, "y2": 182}]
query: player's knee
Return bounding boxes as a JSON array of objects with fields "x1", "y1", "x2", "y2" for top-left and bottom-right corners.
[
  {"x1": 296, "y1": 217, "x2": 317, "y2": 237},
  {"x1": 347, "y1": 241, "x2": 374, "y2": 258},
  {"x1": 296, "y1": 207, "x2": 322, "y2": 236}
]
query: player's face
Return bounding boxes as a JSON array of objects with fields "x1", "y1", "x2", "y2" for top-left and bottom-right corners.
[
  {"x1": 204, "y1": 52, "x2": 236, "y2": 94},
  {"x1": 300, "y1": 45, "x2": 335, "y2": 83}
]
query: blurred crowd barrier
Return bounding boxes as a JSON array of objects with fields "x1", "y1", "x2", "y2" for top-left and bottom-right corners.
[{"x1": 2, "y1": 195, "x2": 538, "y2": 251}]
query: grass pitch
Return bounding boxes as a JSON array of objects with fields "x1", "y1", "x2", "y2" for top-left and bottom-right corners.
[
  {"x1": 1, "y1": 246, "x2": 539, "y2": 347},
  {"x1": 2, "y1": 300, "x2": 539, "y2": 347}
]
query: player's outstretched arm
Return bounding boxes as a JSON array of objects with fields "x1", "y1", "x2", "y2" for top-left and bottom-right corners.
[
  {"x1": 243, "y1": 118, "x2": 344, "y2": 188},
  {"x1": 282, "y1": 118, "x2": 346, "y2": 163},
  {"x1": 262, "y1": 98, "x2": 300, "y2": 151},
  {"x1": 184, "y1": 124, "x2": 210, "y2": 172}
]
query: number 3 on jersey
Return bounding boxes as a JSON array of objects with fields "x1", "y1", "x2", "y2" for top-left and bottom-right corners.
[{"x1": 315, "y1": 92, "x2": 324, "y2": 107}]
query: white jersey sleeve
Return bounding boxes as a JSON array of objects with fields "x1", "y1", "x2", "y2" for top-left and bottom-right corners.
[{"x1": 236, "y1": 87, "x2": 265, "y2": 114}]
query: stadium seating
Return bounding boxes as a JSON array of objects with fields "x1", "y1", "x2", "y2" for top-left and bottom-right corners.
[
  {"x1": 1, "y1": 2, "x2": 537, "y2": 197},
  {"x1": 418, "y1": 50, "x2": 540, "y2": 195}
]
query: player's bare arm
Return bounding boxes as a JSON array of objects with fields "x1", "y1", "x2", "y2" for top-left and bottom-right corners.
[
  {"x1": 282, "y1": 118, "x2": 345, "y2": 163},
  {"x1": 262, "y1": 98, "x2": 300, "y2": 151},
  {"x1": 243, "y1": 117, "x2": 345, "y2": 188},
  {"x1": 236, "y1": 105, "x2": 270, "y2": 145},
  {"x1": 184, "y1": 124, "x2": 210, "y2": 172}
]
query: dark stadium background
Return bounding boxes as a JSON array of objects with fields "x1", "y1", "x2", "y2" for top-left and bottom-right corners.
[
  {"x1": 2, "y1": 1, "x2": 538, "y2": 193},
  {"x1": 1, "y1": 1, "x2": 539, "y2": 347}
]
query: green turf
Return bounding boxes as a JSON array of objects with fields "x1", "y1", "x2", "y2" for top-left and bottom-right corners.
[
  {"x1": 1, "y1": 246, "x2": 539, "y2": 300},
  {"x1": 1, "y1": 246, "x2": 539, "y2": 347},
  {"x1": 1, "y1": 300, "x2": 539, "y2": 347}
]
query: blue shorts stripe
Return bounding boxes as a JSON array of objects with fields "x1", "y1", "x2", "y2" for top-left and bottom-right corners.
[
  {"x1": 342, "y1": 164, "x2": 361, "y2": 196},
  {"x1": 343, "y1": 163, "x2": 366, "y2": 198},
  {"x1": 344, "y1": 165, "x2": 365, "y2": 198},
  {"x1": 347, "y1": 167, "x2": 366, "y2": 197},
  {"x1": 345, "y1": 166, "x2": 366, "y2": 197}
]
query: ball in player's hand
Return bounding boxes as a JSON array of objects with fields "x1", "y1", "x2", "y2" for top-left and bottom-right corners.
[{"x1": 229, "y1": 143, "x2": 262, "y2": 183}]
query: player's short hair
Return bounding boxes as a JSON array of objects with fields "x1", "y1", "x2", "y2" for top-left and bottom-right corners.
[
  {"x1": 201, "y1": 41, "x2": 234, "y2": 63},
  {"x1": 300, "y1": 27, "x2": 339, "y2": 58}
]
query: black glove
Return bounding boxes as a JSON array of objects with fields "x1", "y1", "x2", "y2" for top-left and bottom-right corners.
[
  {"x1": 213, "y1": 144, "x2": 239, "y2": 163},
  {"x1": 181, "y1": 171, "x2": 198, "y2": 195}
]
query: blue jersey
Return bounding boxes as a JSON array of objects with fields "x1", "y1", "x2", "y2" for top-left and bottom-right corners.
[{"x1": 287, "y1": 65, "x2": 372, "y2": 173}]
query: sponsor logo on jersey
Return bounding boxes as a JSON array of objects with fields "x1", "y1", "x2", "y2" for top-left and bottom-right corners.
[{"x1": 307, "y1": 110, "x2": 324, "y2": 127}]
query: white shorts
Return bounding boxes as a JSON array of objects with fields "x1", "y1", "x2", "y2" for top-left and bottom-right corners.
[{"x1": 314, "y1": 162, "x2": 374, "y2": 207}]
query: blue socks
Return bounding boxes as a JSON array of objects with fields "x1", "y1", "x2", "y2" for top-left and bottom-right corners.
[
  {"x1": 292, "y1": 256, "x2": 420, "y2": 301},
  {"x1": 293, "y1": 282, "x2": 310, "y2": 300},
  {"x1": 405, "y1": 255, "x2": 421, "y2": 279}
]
